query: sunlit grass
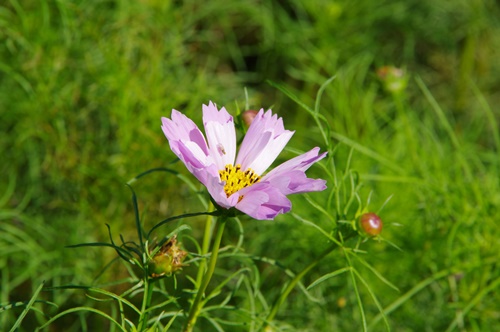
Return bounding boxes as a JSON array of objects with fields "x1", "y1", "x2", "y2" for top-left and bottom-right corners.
[{"x1": 1, "y1": 0, "x2": 500, "y2": 331}]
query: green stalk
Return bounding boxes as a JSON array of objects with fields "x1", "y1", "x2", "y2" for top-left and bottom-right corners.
[
  {"x1": 137, "y1": 276, "x2": 155, "y2": 331},
  {"x1": 183, "y1": 217, "x2": 227, "y2": 332},
  {"x1": 195, "y1": 208, "x2": 215, "y2": 286},
  {"x1": 262, "y1": 239, "x2": 347, "y2": 330}
]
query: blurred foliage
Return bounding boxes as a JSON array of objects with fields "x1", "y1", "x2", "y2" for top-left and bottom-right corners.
[{"x1": 1, "y1": 0, "x2": 500, "y2": 331}]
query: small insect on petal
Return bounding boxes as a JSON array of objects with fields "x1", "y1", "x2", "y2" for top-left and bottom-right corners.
[
  {"x1": 217, "y1": 143, "x2": 226, "y2": 156},
  {"x1": 359, "y1": 212, "x2": 383, "y2": 236}
]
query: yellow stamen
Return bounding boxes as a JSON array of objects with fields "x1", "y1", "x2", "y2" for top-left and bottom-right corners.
[{"x1": 219, "y1": 164, "x2": 260, "y2": 197}]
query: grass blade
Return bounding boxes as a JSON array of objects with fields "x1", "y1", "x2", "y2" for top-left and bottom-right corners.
[{"x1": 9, "y1": 280, "x2": 45, "y2": 332}]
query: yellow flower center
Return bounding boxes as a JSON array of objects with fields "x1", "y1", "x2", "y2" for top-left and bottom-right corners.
[{"x1": 219, "y1": 164, "x2": 260, "y2": 197}]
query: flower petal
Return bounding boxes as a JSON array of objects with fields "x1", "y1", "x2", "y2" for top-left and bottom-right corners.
[
  {"x1": 203, "y1": 171, "x2": 239, "y2": 208},
  {"x1": 261, "y1": 147, "x2": 327, "y2": 195},
  {"x1": 162, "y1": 110, "x2": 209, "y2": 155},
  {"x1": 203, "y1": 102, "x2": 237, "y2": 170},
  {"x1": 235, "y1": 182, "x2": 292, "y2": 220},
  {"x1": 162, "y1": 110, "x2": 215, "y2": 184},
  {"x1": 266, "y1": 170, "x2": 327, "y2": 195},
  {"x1": 236, "y1": 109, "x2": 294, "y2": 175},
  {"x1": 263, "y1": 147, "x2": 327, "y2": 181}
]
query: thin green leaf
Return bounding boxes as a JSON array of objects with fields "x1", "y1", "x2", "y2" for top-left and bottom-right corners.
[
  {"x1": 368, "y1": 269, "x2": 451, "y2": 329},
  {"x1": 331, "y1": 131, "x2": 405, "y2": 174},
  {"x1": 144, "y1": 298, "x2": 178, "y2": 315},
  {"x1": 267, "y1": 80, "x2": 314, "y2": 114},
  {"x1": 249, "y1": 254, "x2": 321, "y2": 304},
  {"x1": 161, "y1": 310, "x2": 182, "y2": 332},
  {"x1": 35, "y1": 307, "x2": 127, "y2": 332},
  {"x1": 9, "y1": 280, "x2": 45, "y2": 332},
  {"x1": 314, "y1": 75, "x2": 336, "y2": 114},
  {"x1": 203, "y1": 268, "x2": 250, "y2": 306},
  {"x1": 350, "y1": 253, "x2": 399, "y2": 292},
  {"x1": 147, "y1": 211, "x2": 217, "y2": 239},
  {"x1": 268, "y1": 79, "x2": 331, "y2": 147},
  {"x1": 0, "y1": 300, "x2": 56, "y2": 313},
  {"x1": 106, "y1": 224, "x2": 137, "y2": 263},
  {"x1": 155, "y1": 224, "x2": 192, "y2": 249},
  {"x1": 291, "y1": 213, "x2": 343, "y2": 246},
  {"x1": 307, "y1": 267, "x2": 351, "y2": 290},
  {"x1": 344, "y1": 251, "x2": 367, "y2": 331},
  {"x1": 86, "y1": 287, "x2": 141, "y2": 315},
  {"x1": 126, "y1": 184, "x2": 145, "y2": 249},
  {"x1": 351, "y1": 268, "x2": 391, "y2": 332},
  {"x1": 66, "y1": 242, "x2": 134, "y2": 261},
  {"x1": 127, "y1": 167, "x2": 179, "y2": 185}
]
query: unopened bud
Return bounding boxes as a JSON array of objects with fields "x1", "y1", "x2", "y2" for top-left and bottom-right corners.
[
  {"x1": 359, "y1": 212, "x2": 383, "y2": 236},
  {"x1": 241, "y1": 110, "x2": 258, "y2": 126},
  {"x1": 376, "y1": 66, "x2": 408, "y2": 95}
]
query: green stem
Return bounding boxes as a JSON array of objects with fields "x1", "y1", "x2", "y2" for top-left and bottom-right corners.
[
  {"x1": 183, "y1": 217, "x2": 227, "y2": 332},
  {"x1": 262, "y1": 240, "x2": 345, "y2": 330},
  {"x1": 138, "y1": 277, "x2": 155, "y2": 331},
  {"x1": 195, "y1": 207, "x2": 215, "y2": 286}
]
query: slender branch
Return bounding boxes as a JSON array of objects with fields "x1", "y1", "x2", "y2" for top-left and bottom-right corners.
[{"x1": 183, "y1": 217, "x2": 227, "y2": 332}]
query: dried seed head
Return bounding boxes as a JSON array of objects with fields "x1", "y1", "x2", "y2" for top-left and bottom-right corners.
[{"x1": 149, "y1": 235, "x2": 187, "y2": 278}]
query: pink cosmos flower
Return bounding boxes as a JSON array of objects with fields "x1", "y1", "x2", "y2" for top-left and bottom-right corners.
[{"x1": 161, "y1": 101, "x2": 327, "y2": 220}]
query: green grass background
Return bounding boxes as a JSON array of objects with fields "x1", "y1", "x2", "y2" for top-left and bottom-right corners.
[{"x1": 1, "y1": 0, "x2": 500, "y2": 331}]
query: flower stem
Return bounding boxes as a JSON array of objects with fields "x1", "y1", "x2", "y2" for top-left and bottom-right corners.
[
  {"x1": 137, "y1": 276, "x2": 155, "y2": 331},
  {"x1": 195, "y1": 208, "x2": 215, "y2": 286},
  {"x1": 262, "y1": 241, "x2": 343, "y2": 330},
  {"x1": 183, "y1": 217, "x2": 227, "y2": 332}
]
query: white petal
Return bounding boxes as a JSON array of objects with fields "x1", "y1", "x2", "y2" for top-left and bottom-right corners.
[
  {"x1": 204, "y1": 121, "x2": 236, "y2": 169},
  {"x1": 246, "y1": 130, "x2": 294, "y2": 175},
  {"x1": 203, "y1": 102, "x2": 236, "y2": 170},
  {"x1": 236, "y1": 109, "x2": 294, "y2": 175}
]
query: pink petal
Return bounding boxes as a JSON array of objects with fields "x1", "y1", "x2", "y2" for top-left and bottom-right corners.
[
  {"x1": 235, "y1": 182, "x2": 292, "y2": 220},
  {"x1": 266, "y1": 170, "x2": 327, "y2": 195},
  {"x1": 203, "y1": 171, "x2": 238, "y2": 208},
  {"x1": 263, "y1": 147, "x2": 327, "y2": 181},
  {"x1": 236, "y1": 109, "x2": 294, "y2": 175},
  {"x1": 162, "y1": 111, "x2": 209, "y2": 155},
  {"x1": 162, "y1": 110, "x2": 215, "y2": 185}
]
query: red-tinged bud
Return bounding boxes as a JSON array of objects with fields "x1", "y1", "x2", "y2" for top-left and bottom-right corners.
[
  {"x1": 241, "y1": 110, "x2": 258, "y2": 126},
  {"x1": 376, "y1": 66, "x2": 408, "y2": 95},
  {"x1": 359, "y1": 212, "x2": 383, "y2": 236}
]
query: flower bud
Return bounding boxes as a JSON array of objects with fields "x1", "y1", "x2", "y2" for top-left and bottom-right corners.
[
  {"x1": 241, "y1": 110, "x2": 258, "y2": 126},
  {"x1": 148, "y1": 235, "x2": 187, "y2": 278},
  {"x1": 376, "y1": 66, "x2": 408, "y2": 95},
  {"x1": 359, "y1": 212, "x2": 383, "y2": 236}
]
